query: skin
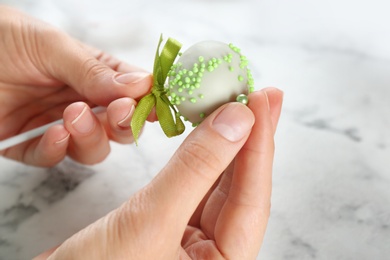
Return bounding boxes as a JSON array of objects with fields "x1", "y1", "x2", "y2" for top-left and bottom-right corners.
[
  {"x1": 0, "y1": 5, "x2": 154, "y2": 166},
  {"x1": 0, "y1": 5, "x2": 284, "y2": 259},
  {"x1": 35, "y1": 89, "x2": 283, "y2": 260}
]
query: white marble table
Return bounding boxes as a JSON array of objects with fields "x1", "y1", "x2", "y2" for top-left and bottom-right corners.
[{"x1": 1, "y1": 0, "x2": 389, "y2": 259}]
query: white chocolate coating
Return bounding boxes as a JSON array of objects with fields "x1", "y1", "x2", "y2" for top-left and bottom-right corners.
[{"x1": 167, "y1": 41, "x2": 253, "y2": 125}]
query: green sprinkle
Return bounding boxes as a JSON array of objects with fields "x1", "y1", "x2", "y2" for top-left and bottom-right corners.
[
  {"x1": 190, "y1": 98, "x2": 197, "y2": 103},
  {"x1": 185, "y1": 77, "x2": 191, "y2": 83},
  {"x1": 207, "y1": 66, "x2": 214, "y2": 72},
  {"x1": 199, "y1": 112, "x2": 205, "y2": 118},
  {"x1": 238, "y1": 75, "x2": 244, "y2": 82},
  {"x1": 199, "y1": 56, "x2": 204, "y2": 62},
  {"x1": 199, "y1": 94, "x2": 204, "y2": 99},
  {"x1": 229, "y1": 66, "x2": 234, "y2": 72},
  {"x1": 236, "y1": 94, "x2": 249, "y2": 105},
  {"x1": 247, "y1": 69, "x2": 255, "y2": 91},
  {"x1": 188, "y1": 71, "x2": 194, "y2": 76},
  {"x1": 178, "y1": 88, "x2": 183, "y2": 92},
  {"x1": 225, "y1": 54, "x2": 232, "y2": 63}
]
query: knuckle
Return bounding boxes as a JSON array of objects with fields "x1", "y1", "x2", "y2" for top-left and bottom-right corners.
[
  {"x1": 82, "y1": 57, "x2": 109, "y2": 81},
  {"x1": 176, "y1": 140, "x2": 222, "y2": 180},
  {"x1": 97, "y1": 52, "x2": 121, "y2": 69}
]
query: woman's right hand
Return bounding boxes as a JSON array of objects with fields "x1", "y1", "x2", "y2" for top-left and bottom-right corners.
[{"x1": 35, "y1": 88, "x2": 283, "y2": 260}]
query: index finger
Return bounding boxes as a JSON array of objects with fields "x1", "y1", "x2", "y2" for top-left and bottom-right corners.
[{"x1": 215, "y1": 90, "x2": 279, "y2": 259}]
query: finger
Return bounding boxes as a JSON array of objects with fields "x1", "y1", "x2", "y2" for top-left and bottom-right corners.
[
  {"x1": 3, "y1": 125, "x2": 70, "y2": 167},
  {"x1": 190, "y1": 87, "x2": 284, "y2": 229},
  {"x1": 197, "y1": 163, "x2": 234, "y2": 238},
  {"x1": 187, "y1": 173, "x2": 223, "y2": 227},
  {"x1": 143, "y1": 101, "x2": 255, "y2": 236},
  {"x1": 63, "y1": 102, "x2": 110, "y2": 164},
  {"x1": 41, "y1": 31, "x2": 152, "y2": 106},
  {"x1": 28, "y1": 125, "x2": 70, "y2": 166},
  {"x1": 263, "y1": 87, "x2": 284, "y2": 133},
  {"x1": 215, "y1": 90, "x2": 277, "y2": 259},
  {"x1": 104, "y1": 97, "x2": 158, "y2": 144},
  {"x1": 106, "y1": 97, "x2": 136, "y2": 144},
  {"x1": 33, "y1": 245, "x2": 59, "y2": 260}
]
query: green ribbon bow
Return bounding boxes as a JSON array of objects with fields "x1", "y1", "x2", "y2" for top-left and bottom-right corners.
[{"x1": 131, "y1": 35, "x2": 185, "y2": 144}]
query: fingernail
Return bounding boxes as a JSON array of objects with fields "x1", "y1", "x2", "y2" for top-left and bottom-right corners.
[
  {"x1": 118, "y1": 105, "x2": 135, "y2": 128},
  {"x1": 71, "y1": 106, "x2": 95, "y2": 134},
  {"x1": 114, "y1": 72, "x2": 151, "y2": 85},
  {"x1": 212, "y1": 103, "x2": 254, "y2": 142},
  {"x1": 55, "y1": 133, "x2": 70, "y2": 145}
]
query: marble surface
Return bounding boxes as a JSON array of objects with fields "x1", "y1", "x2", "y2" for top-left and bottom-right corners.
[{"x1": 1, "y1": 0, "x2": 390, "y2": 259}]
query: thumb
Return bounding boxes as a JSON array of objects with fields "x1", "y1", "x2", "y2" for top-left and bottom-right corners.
[
  {"x1": 145, "y1": 101, "x2": 255, "y2": 234},
  {"x1": 43, "y1": 32, "x2": 152, "y2": 106}
]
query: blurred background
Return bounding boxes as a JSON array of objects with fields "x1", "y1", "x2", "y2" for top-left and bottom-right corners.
[{"x1": 0, "y1": 0, "x2": 389, "y2": 259}]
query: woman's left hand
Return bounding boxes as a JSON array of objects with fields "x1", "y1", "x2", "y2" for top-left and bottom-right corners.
[{"x1": 0, "y1": 5, "x2": 153, "y2": 166}]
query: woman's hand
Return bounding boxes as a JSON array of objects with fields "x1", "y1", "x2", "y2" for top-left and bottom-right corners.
[
  {"x1": 35, "y1": 88, "x2": 283, "y2": 259},
  {"x1": 0, "y1": 6, "x2": 153, "y2": 166}
]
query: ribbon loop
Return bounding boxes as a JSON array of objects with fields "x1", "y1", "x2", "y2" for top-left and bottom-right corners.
[
  {"x1": 131, "y1": 35, "x2": 184, "y2": 144},
  {"x1": 131, "y1": 93, "x2": 156, "y2": 143}
]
